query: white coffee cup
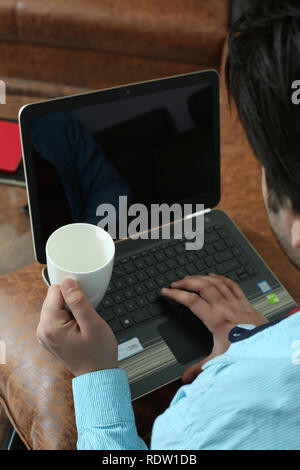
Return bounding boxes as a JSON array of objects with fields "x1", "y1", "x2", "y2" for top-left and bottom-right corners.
[{"x1": 46, "y1": 223, "x2": 115, "y2": 308}]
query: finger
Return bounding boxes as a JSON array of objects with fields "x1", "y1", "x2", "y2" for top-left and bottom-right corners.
[
  {"x1": 208, "y1": 273, "x2": 247, "y2": 300},
  {"x1": 161, "y1": 286, "x2": 210, "y2": 320},
  {"x1": 200, "y1": 274, "x2": 235, "y2": 301},
  {"x1": 60, "y1": 279, "x2": 103, "y2": 333},
  {"x1": 41, "y1": 285, "x2": 71, "y2": 324},
  {"x1": 171, "y1": 276, "x2": 223, "y2": 304}
]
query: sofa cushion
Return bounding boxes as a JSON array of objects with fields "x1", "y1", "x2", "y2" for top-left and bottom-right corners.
[
  {"x1": 0, "y1": 0, "x2": 18, "y2": 40},
  {"x1": 0, "y1": 0, "x2": 229, "y2": 66}
]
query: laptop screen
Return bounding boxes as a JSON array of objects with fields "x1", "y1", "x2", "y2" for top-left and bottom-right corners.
[{"x1": 20, "y1": 71, "x2": 220, "y2": 262}]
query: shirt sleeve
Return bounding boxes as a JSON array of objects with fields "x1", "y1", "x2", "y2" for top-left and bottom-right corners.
[{"x1": 72, "y1": 368, "x2": 148, "y2": 450}]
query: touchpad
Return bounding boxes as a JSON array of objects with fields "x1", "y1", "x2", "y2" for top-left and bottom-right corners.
[{"x1": 157, "y1": 308, "x2": 213, "y2": 365}]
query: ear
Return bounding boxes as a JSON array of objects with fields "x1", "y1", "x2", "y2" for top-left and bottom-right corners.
[{"x1": 291, "y1": 217, "x2": 300, "y2": 249}]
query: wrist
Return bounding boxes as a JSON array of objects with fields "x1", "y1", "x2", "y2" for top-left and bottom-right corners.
[{"x1": 73, "y1": 363, "x2": 119, "y2": 378}]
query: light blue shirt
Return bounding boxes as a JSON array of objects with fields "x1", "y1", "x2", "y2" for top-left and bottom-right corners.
[{"x1": 72, "y1": 311, "x2": 300, "y2": 450}]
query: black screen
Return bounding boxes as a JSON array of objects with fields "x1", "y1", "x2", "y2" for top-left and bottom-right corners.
[{"x1": 23, "y1": 72, "x2": 220, "y2": 260}]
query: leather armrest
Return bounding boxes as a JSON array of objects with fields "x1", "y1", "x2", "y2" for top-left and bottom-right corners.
[{"x1": 0, "y1": 263, "x2": 76, "y2": 449}]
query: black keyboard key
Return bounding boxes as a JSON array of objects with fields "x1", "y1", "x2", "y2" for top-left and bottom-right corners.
[
  {"x1": 126, "y1": 275, "x2": 137, "y2": 286},
  {"x1": 176, "y1": 268, "x2": 186, "y2": 278},
  {"x1": 137, "y1": 296, "x2": 148, "y2": 308},
  {"x1": 114, "y1": 305, "x2": 126, "y2": 317},
  {"x1": 186, "y1": 252, "x2": 197, "y2": 262},
  {"x1": 108, "y1": 319, "x2": 123, "y2": 333},
  {"x1": 114, "y1": 266, "x2": 126, "y2": 278},
  {"x1": 205, "y1": 245, "x2": 215, "y2": 256},
  {"x1": 130, "y1": 254, "x2": 140, "y2": 261},
  {"x1": 157, "y1": 263, "x2": 168, "y2": 273},
  {"x1": 120, "y1": 257, "x2": 129, "y2": 264},
  {"x1": 124, "y1": 264, "x2": 134, "y2": 274},
  {"x1": 195, "y1": 249, "x2": 205, "y2": 259},
  {"x1": 114, "y1": 279, "x2": 126, "y2": 290},
  {"x1": 208, "y1": 266, "x2": 219, "y2": 275},
  {"x1": 239, "y1": 272, "x2": 248, "y2": 280},
  {"x1": 119, "y1": 316, "x2": 134, "y2": 329},
  {"x1": 195, "y1": 259, "x2": 206, "y2": 271},
  {"x1": 217, "y1": 259, "x2": 240, "y2": 275},
  {"x1": 167, "y1": 259, "x2": 177, "y2": 270},
  {"x1": 145, "y1": 280, "x2": 156, "y2": 291},
  {"x1": 156, "y1": 275, "x2": 168, "y2": 287},
  {"x1": 165, "y1": 247, "x2": 176, "y2": 258},
  {"x1": 154, "y1": 252, "x2": 165, "y2": 263},
  {"x1": 205, "y1": 233, "x2": 219, "y2": 244},
  {"x1": 112, "y1": 293, "x2": 124, "y2": 304},
  {"x1": 225, "y1": 239, "x2": 236, "y2": 248},
  {"x1": 232, "y1": 247, "x2": 242, "y2": 256},
  {"x1": 205, "y1": 256, "x2": 215, "y2": 268},
  {"x1": 186, "y1": 263, "x2": 197, "y2": 275},
  {"x1": 99, "y1": 309, "x2": 114, "y2": 322},
  {"x1": 146, "y1": 266, "x2": 158, "y2": 278},
  {"x1": 166, "y1": 272, "x2": 178, "y2": 283},
  {"x1": 102, "y1": 297, "x2": 113, "y2": 309},
  {"x1": 136, "y1": 271, "x2": 148, "y2": 282},
  {"x1": 125, "y1": 300, "x2": 137, "y2": 312},
  {"x1": 214, "y1": 241, "x2": 227, "y2": 252},
  {"x1": 134, "y1": 260, "x2": 145, "y2": 270},
  {"x1": 135, "y1": 285, "x2": 146, "y2": 296},
  {"x1": 132, "y1": 308, "x2": 151, "y2": 324},
  {"x1": 227, "y1": 272, "x2": 239, "y2": 282},
  {"x1": 145, "y1": 255, "x2": 155, "y2": 266},
  {"x1": 214, "y1": 251, "x2": 234, "y2": 264},
  {"x1": 147, "y1": 291, "x2": 160, "y2": 303},
  {"x1": 124, "y1": 288, "x2": 135, "y2": 299},
  {"x1": 177, "y1": 255, "x2": 187, "y2": 266},
  {"x1": 219, "y1": 229, "x2": 230, "y2": 239},
  {"x1": 236, "y1": 267, "x2": 245, "y2": 275},
  {"x1": 174, "y1": 244, "x2": 185, "y2": 255}
]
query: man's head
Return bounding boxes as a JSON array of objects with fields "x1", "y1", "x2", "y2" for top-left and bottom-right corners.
[{"x1": 225, "y1": 0, "x2": 300, "y2": 268}]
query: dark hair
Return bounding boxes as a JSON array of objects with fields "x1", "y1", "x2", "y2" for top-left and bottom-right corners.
[{"x1": 225, "y1": 0, "x2": 300, "y2": 213}]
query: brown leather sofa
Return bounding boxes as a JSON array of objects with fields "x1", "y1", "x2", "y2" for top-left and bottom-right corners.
[
  {"x1": 0, "y1": 0, "x2": 229, "y2": 92},
  {"x1": 0, "y1": 0, "x2": 234, "y2": 450}
]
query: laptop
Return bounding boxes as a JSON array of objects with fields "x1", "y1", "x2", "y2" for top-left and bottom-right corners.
[{"x1": 19, "y1": 70, "x2": 297, "y2": 400}]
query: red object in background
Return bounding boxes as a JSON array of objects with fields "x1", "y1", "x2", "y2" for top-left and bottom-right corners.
[{"x1": 0, "y1": 119, "x2": 22, "y2": 173}]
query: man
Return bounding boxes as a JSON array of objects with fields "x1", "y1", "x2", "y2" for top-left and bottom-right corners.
[{"x1": 37, "y1": 0, "x2": 300, "y2": 450}]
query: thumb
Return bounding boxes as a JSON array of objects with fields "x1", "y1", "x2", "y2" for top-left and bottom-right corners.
[{"x1": 60, "y1": 278, "x2": 100, "y2": 332}]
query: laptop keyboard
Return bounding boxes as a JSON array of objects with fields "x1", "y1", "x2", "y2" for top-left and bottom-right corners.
[{"x1": 96, "y1": 224, "x2": 257, "y2": 333}]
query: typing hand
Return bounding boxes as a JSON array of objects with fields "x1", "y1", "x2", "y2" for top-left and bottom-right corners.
[
  {"x1": 37, "y1": 279, "x2": 118, "y2": 377},
  {"x1": 161, "y1": 273, "x2": 268, "y2": 384}
]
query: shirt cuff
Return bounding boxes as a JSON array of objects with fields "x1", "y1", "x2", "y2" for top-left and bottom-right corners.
[{"x1": 72, "y1": 368, "x2": 134, "y2": 430}]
